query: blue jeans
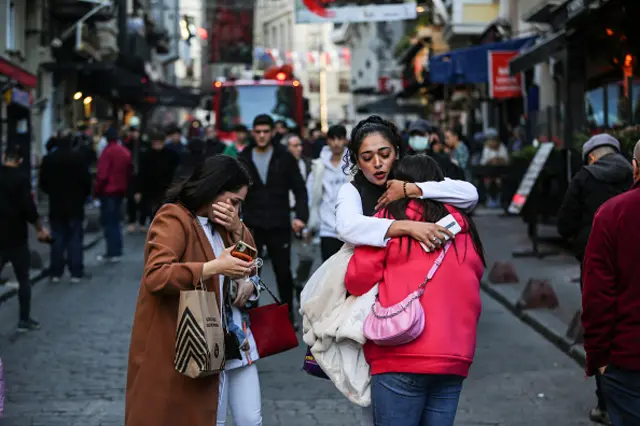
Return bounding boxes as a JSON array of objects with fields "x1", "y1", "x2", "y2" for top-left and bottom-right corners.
[
  {"x1": 50, "y1": 218, "x2": 84, "y2": 278},
  {"x1": 601, "y1": 364, "x2": 640, "y2": 425},
  {"x1": 100, "y1": 196, "x2": 123, "y2": 257},
  {"x1": 371, "y1": 373, "x2": 464, "y2": 426}
]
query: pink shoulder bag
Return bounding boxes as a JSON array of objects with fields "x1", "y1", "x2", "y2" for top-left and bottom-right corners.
[{"x1": 363, "y1": 241, "x2": 451, "y2": 346}]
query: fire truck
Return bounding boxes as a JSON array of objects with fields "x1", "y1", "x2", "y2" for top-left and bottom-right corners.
[{"x1": 211, "y1": 65, "x2": 306, "y2": 141}]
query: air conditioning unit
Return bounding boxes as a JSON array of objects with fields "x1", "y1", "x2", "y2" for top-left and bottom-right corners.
[{"x1": 96, "y1": 20, "x2": 119, "y2": 61}]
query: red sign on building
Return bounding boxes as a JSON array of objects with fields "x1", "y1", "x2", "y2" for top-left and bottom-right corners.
[{"x1": 488, "y1": 51, "x2": 522, "y2": 99}]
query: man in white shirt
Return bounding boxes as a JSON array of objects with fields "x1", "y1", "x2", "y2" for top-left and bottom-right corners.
[{"x1": 307, "y1": 125, "x2": 350, "y2": 260}]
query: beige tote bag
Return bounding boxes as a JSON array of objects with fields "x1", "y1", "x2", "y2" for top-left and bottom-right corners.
[{"x1": 174, "y1": 279, "x2": 225, "y2": 378}]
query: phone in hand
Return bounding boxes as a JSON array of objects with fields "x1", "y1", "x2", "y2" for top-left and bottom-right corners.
[
  {"x1": 231, "y1": 241, "x2": 257, "y2": 262},
  {"x1": 419, "y1": 214, "x2": 462, "y2": 253}
]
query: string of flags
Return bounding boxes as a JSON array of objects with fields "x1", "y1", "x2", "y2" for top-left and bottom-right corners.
[{"x1": 254, "y1": 47, "x2": 351, "y2": 71}]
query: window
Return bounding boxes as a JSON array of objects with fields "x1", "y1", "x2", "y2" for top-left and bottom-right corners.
[
  {"x1": 6, "y1": 0, "x2": 15, "y2": 50},
  {"x1": 308, "y1": 73, "x2": 320, "y2": 93},
  {"x1": 339, "y1": 72, "x2": 350, "y2": 93}
]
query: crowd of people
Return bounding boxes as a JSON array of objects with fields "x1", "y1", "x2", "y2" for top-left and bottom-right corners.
[{"x1": 1, "y1": 107, "x2": 639, "y2": 426}]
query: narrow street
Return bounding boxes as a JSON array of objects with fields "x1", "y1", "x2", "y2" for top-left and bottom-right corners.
[{"x1": 0, "y1": 234, "x2": 595, "y2": 426}]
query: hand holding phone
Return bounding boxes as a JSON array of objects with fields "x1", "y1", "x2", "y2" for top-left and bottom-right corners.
[
  {"x1": 420, "y1": 214, "x2": 462, "y2": 253},
  {"x1": 231, "y1": 241, "x2": 257, "y2": 262}
]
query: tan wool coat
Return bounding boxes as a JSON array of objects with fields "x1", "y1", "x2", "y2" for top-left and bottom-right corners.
[{"x1": 125, "y1": 202, "x2": 253, "y2": 426}]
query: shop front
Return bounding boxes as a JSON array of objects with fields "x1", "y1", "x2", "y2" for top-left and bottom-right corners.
[{"x1": 0, "y1": 56, "x2": 36, "y2": 176}]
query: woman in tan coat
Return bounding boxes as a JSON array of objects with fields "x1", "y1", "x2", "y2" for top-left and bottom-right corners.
[{"x1": 126, "y1": 155, "x2": 257, "y2": 426}]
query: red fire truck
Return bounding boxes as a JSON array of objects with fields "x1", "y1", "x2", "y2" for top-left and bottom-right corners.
[{"x1": 212, "y1": 65, "x2": 306, "y2": 141}]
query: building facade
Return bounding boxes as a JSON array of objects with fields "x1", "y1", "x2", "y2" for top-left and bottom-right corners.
[{"x1": 254, "y1": 0, "x2": 352, "y2": 128}]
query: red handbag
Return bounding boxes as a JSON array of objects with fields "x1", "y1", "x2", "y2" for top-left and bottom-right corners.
[{"x1": 248, "y1": 277, "x2": 299, "y2": 358}]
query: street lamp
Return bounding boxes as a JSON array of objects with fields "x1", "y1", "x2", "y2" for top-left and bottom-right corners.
[
  {"x1": 83, "y1": 96, "x2": 92, "y2": 104},
  {"x1": 73, "y1": 92, "x2": 83, "y2": 100}
]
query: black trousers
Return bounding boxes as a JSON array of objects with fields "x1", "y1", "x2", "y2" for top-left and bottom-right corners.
[
  {"x1": 127, "y1": 193, "x2": 151, "y2": 226},
  {"x1": 252, "y1": 227, "x2": 294, "y2": 317},
  {"x1": 0, "y1": 244, "x2": 31, "y2": 322},
  {"x1": 321, "y1": 237, "x2": 344, "y2": 262}
]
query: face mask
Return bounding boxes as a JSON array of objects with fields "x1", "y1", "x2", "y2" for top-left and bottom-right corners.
[{"x1": 409, "y1": 136, "x2": 429, "y2": 152}]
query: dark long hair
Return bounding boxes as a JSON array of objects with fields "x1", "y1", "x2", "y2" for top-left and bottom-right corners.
[
  {"x1": 345, "y1": 116, "x2": 408, "y2": 215},
  {"x1": 165, "y1": 155, "x2": 252, "y2": 213},
  {"x1": 383, "y1": 154, "x2": 485, "y2": 265},
  {"x1": 344, "y1": 115, "x2": 407, "y2": 176}
]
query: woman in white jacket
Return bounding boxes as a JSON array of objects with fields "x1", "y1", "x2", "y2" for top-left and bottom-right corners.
[{"x1": 337, "y1": 116, "x2": 477, "y2": 251}]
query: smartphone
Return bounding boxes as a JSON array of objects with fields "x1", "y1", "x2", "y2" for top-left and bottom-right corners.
[
  {"x1": 231, "y1": 241, "x2": 258, "y2": 262},
  {"x1": 420, "y1": 214, "x2": 462, "y2": 253}
]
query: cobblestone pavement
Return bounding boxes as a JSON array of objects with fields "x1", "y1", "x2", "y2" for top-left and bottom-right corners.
[{"x1": 0, "y1": 234, "x2": 596, "y2": 425}]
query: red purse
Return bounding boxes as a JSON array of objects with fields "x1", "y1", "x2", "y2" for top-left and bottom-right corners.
[{"x1": 248, "y1": 277, "x2": 299, "y2": 358}]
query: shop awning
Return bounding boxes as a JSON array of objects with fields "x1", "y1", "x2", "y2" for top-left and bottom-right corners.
[
  {"x1": 429, "y1": 36, "x2": 537, "y2": 84},
  {"x1": 509, "y1": 30, "x2": 567, "y2": 74},
  {"x1": 0, "y1": 56, "x2": 37, "y2": 89}
]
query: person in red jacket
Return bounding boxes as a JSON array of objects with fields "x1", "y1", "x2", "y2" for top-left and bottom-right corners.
[
  {"x1": 344, "y1": 155, "x2": 485, "y2": 426},
  {"x1": 582, "y1": 140, "x2": 640, "y2": 426},
  {"x1": 94, "y1": 127, "x2": 133, "y2": 262}
]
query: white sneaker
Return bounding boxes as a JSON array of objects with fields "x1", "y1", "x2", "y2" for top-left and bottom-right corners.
[
  {"x1": 109, "y1": 256, "x2": 121, "y2": 263},
  {"x1": 70, "y1": 277, "x2": 80, "y2": 284},
  {"x1": 51, "y1": 277, "x2": 61, "y2": 283}
]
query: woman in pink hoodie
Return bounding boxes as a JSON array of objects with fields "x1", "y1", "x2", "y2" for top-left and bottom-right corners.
[{"x1": 345, "y1": 154, "x2": 485, "y2": 426}]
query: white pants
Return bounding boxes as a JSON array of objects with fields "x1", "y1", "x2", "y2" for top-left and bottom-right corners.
[{"x1": 217, "y1": 364, "x2": 262, "y2": 426}]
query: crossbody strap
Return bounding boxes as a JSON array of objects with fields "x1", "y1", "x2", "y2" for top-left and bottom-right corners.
[
  {"x1": 371, "y1": 241, "x2": 452, "y2": 319},
  {"x1": 418, "y1": 241, "x2": 452, "y2": 291}
]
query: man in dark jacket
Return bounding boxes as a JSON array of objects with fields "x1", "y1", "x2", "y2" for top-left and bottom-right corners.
[
  {"x1": 558, "y1": 134, "x2": 633, "y2": 262},
  {"x1": 135, "y1": 131, "x2": 180, "y2": 218},
  {"x1": 582, "y1": 140, "x2": 640, "y2": 426},
  {"x1": 0, "y1": 145, "x2": 51, "y2": 332},
  {"x1": 40, "y1": 136, "x2": 92, "y2": 282},
  {"x1": 123, "y1": 124, "x2": 147, "y2": 233},
  {"x1": 239, "y1": 114, "x2": 308, "y2": 322},
  {"x1": 204, "y1": 125, "x2": 226, "y2": 157},
  {"x1": 95, "y1": 127, "x2": 132, "y2": 262},
  {"x1": 407, "y1": 119, "x2": 465, "y2": 180},
  {"x1": 557, "y1": 133, "x2": 633, "y2": 425}
]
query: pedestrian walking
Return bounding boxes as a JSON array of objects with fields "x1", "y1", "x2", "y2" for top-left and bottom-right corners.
[
  {"x1": 204, "y1": 125, "x2": 226, "y2": 157},
  {"x1": 94, "y1": 127, "x2": 132, "y2": 263},
  {"x1": 582, "y1": 140, "x2": 640, "y2": 426},
  {"x1": 123, "y1": 122, "x2": 147, "y2": 233},
  {"x1": 0, "y1": 145, "x2": 51, "y2": 332},
  {"x1": 557, "y1": 134, "x2": 633, "y2": 425},
  {"x1": 223, "y1": 124, "x2": 250, "y2": 158},
  {"x1": 126, "y1": 155, "x2": 256, "y2": 426},
  {"x1": 444, "y1": 127, "x2": 471, "y2": 181},
  {"x1": 39, "y1": 135, "x2": 92, "y2": 283},
  {"x1": 164, "y1": 124, "x2": 187, "y2": 159},
  {"x1": 307, "y1": 124, "x2": 350, "y2": 261},
  {"x1": 345, "y1": 154, "x2": 484, "y2": 426},
  {"x1": 239, "y1": 114, "x2": 308, "y2": 325},
  {"x1": 135, "y1": 130, "x2": 180, "y2": 218},
  {"x1": 407, "y1": 120, "x2": 465, "y2": 181}
]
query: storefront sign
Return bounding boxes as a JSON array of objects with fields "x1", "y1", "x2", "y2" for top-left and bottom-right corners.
[
  {"x1": 488, "y1": 51, "x2": 522, "y2": 99},
  {"x1": 4, "y1": 88, "x2": 31, "y2": 108},
  {"x1": 508, "y1": 143, "x2": 555, "y2": 215}
]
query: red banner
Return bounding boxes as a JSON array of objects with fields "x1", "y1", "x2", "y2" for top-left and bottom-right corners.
[{"x1": 488, "y1": 51, "x2": 522, "y2": 99}]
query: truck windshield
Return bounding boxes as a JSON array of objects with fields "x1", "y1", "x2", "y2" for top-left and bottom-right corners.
[{"x1": 218, "y1": 85, "x2": 297, "y2": 132}]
